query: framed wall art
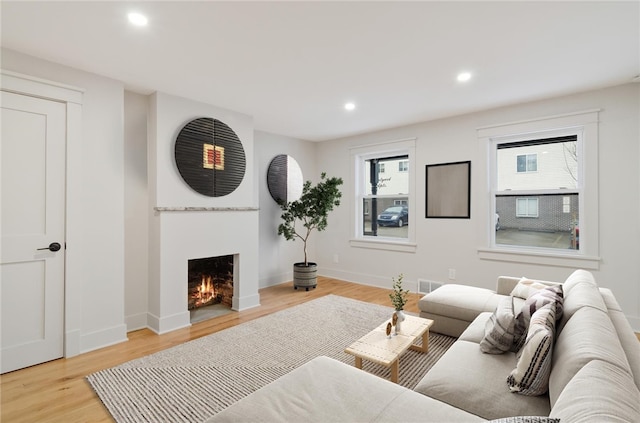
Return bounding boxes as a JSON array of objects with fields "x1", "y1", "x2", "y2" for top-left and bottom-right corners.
[{"x1": 425, "y1": 160, "x2": 471, "y2": 218}]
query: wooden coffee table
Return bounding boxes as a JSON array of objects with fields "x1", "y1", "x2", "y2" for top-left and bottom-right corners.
[{"x1": 344, "y1": 314, "x2": 434, "y2": 383}]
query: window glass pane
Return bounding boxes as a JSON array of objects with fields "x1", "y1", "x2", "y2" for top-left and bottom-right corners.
[
  {"x1": 364, "y1": 156, "x2": 409, "y2": 195},
  {"x1": 363, "y1": 197, "x2": 409, "y2": 238},
  {"x1": 497, "y1": 139, "x2": 578, "y2": 191},
  {"x1": 527, "y1": 154, "x2": 537, "y2": 172},
  {"x1": 496, "y1": 193, "x2": 579, "y2": 250}
]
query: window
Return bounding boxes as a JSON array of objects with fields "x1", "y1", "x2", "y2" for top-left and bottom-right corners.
[
  {"x1": 350, "y1": 139, "x2": 416, "y2": 251},
  {"x1": 478, "y1": 110, "x2": 599, "y2": 268},
  {"x1": 517, "y1": 154, "x2": 537, "y2": 172},
  {"x1": 516, "y1": 198, "x2": 538, "y2": 217},
  {"x1": 363, "y1": 155, "x2": 409, "y2": 238},
  {"x1": 495, "y1": 135, "x2": 579, "y2": 250}
]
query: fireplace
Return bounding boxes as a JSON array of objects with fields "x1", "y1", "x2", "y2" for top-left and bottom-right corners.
[{"x1": 188, "y1": 255, "x2": 234, "y2": 311}]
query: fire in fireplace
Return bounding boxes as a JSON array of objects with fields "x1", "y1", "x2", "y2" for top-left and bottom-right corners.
[{"x1": 188, "y1": 255, "x2": 234, "y2": 310}]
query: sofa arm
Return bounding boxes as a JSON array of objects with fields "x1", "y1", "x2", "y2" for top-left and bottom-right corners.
[{"x1": 496, "y1": 276, "x2": 521, "y2": 295}]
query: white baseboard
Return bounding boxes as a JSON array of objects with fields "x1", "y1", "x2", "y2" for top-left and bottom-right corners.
[
  {"x1": 319, "y1": 267, "x2": 420, "y2": 293},
  {"x1": 259, "y1": 271, "x2": 292, "y2": 288},
  {"x1": 79, "y1": 324, "x2": 128, "y2": 354},
  {"x1": 65, "y1": 329, "x2": 81, "y2": 358},
  {"x1": 147, "y1": 311, "x2": 191, "y2": 335},
  {"x1": 233, "y1": 293, "x2": 261, "y2": 311},
  {"x1": 125, "y1": 312, "x2": 149, "y2": 333}
]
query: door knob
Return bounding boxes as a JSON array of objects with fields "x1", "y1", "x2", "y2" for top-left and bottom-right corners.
[{"x1": 37, "y1": 242, "x2": 61, "y2": 252}]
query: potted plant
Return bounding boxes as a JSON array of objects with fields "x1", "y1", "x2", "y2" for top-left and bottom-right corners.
[
  {"x1": 389, "y1": 274, "x2": 409, "y2": 332},
  {"x1": 277, "y1": 172, "x2": 343, "y2": 290}
]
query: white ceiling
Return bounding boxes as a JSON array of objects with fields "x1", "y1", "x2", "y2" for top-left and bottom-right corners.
[{"x1": 2, "y1": 1, "x2": 638, "y2": 141}]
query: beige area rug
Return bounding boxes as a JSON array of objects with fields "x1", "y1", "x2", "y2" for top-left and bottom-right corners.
[{"x1": 87, "y1": 295, "x2": 456, "y2": 423}]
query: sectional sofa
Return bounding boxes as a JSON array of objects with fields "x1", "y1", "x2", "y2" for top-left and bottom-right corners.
[{"x1": 207, "y1": 270, "x2": 640, "y2": 422}]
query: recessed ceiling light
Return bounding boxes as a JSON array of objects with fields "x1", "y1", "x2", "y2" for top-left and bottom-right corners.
[
  {"x1": 344, "y1": 102, "x2": 356, "y2": 111},
  {"x1": 457, "y1": 72, "x2": 472, "y2": 82},
  {"x1": 128, "y1": 12, "x2": 148, "y2": 27}
]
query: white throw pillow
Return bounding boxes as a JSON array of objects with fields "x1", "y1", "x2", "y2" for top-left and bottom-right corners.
[
  {"x1": 480, "y1": 296, "x2": 516, "y2": 354},
  {"x1": 510, "y1": 277, "x2": 548, "y2": 299},
  {"x1": 507, "y1": 303, "x2": 556, "y2": 396}
]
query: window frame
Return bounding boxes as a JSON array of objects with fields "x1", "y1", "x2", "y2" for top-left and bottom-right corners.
[
  {"x1": 349, "y1": 138, "x2": 416, "y2": 252},
  {"x1": 477, "y1": 110, "x2": 600, "y2": 269}
]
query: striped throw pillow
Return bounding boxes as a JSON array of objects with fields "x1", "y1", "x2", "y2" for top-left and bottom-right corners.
[
  {"x1": 512, "y1": 285, "x2": 563, "y2": 351},
  {"x1": 507, "y1": 303, "x2": 556, "y2": 396},
  {"x1": 480, "y1": 296, "x2": 516, "y2": 354}
]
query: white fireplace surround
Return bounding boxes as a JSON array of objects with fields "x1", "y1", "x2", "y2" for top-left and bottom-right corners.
[{"x1": 147, "y1": 92, "x2": 261, "y2": 334}]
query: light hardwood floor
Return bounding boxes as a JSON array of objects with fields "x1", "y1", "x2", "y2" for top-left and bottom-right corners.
[{"x1": 1, "y1": 277, "x2": 424, "y2": 423}]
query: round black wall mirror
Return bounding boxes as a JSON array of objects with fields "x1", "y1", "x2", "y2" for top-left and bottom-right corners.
[{"x1": 267, "y1": 154, "x2": 303, "y2": 204}]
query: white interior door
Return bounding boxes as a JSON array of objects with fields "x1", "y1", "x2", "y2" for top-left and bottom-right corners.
[{"x1": 1, "y1": 91, "x2": 66, "y2": 374}]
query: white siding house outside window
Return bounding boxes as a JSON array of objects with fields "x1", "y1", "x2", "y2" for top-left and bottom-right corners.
[{"x1": 495, "y1": 135, "x2": 580, "y2": 250}]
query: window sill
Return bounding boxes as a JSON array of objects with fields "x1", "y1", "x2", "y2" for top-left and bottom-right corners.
[
  {"x1": 350, "y1": 238, "x2": 417, "y2": 253},
  {"x1": 477, "y1": 247, "x2": 600, "y2": 270}
]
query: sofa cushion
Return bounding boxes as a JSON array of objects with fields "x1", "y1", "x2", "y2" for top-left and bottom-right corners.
[
  {"x1": 480, "y1": 296, "x2": 516, "y2": 354},
  {"x1": 418, "y1": 284, "x2": 502, "y2": 323},
  {"x1": 206, "y1": 356, "x2": 485, "y2": 423},
  {"x1": 549, "y1": 306, "x2": 632, "y2": 407},
  {"x1": 549, "y1": 360, "x2": 640, "y2": 423},
  {"x1": 415, "y1": 340, "x2": 550, "y2": 420},
  {"x1": 513, "y1": 285, "x2": 563, "y2": 351},
  {"x1": 459, "y1": 311, "x2": 492, "y2": 343},
  {"x1": 507, "y1": 303, "x2": 556, "y2": 396},
  {"x1": 562, "y1": 269, "x2": 597, "y2": 295},
  {"x1": 559, "y1": 276, "x2": 606, "y2": 332}
]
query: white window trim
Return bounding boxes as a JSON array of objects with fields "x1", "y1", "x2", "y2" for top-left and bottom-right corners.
[
  {"x1": 349, "y1": 138, "x2": 416, "y2": 253},
  {"x1": 477, "y1": 110, "x2": 600, "y2": 269}
]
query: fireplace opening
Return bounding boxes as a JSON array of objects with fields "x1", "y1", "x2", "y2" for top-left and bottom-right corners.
[{"x1": 188, "y1": 255, "x2": 234, "y2": 320}]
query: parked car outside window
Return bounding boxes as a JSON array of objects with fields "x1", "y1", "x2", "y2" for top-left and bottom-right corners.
[{"x1": 377, "y1": 206, "x2": 409, "y2": 227}]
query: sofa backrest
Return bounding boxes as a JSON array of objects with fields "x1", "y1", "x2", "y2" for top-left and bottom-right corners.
[
  {"x1": 600, "y1": 287, "x2": 640, "y2": 388},
  {"x1": 558, "y1": 270, "x2": 606, "y2": 333},
  {"x1": 549, "y1": 359, "x2": 640, "y2": 422},
  {"x1": 549, "y1": 270, "x2": 634, "y2": 409},
  {"x1": 496, "y1": 276, "x2": 560, "y2": 296}
]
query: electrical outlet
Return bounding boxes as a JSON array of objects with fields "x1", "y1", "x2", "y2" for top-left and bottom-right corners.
[{"x1": 448, "y1": 268, "x2": 456, "y2": 280}]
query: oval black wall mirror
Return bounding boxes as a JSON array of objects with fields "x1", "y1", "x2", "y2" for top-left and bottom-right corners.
[{"x1": 267, "y1": 154, "x2": 303, "y2": 204}]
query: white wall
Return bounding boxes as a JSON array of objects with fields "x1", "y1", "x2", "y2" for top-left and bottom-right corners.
[
  {"x1": 2, "y1": 48, "x2": 128, "y2": 354},
  {"x1": 124, "y1": 91, "x2": 149, "y2": 331},
  {"x1": 254, "y1": 131, "x2": 317, "y2": 287},
  {"x1": 315, "y1": 83, "x2": 640, "y2": 330}
]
